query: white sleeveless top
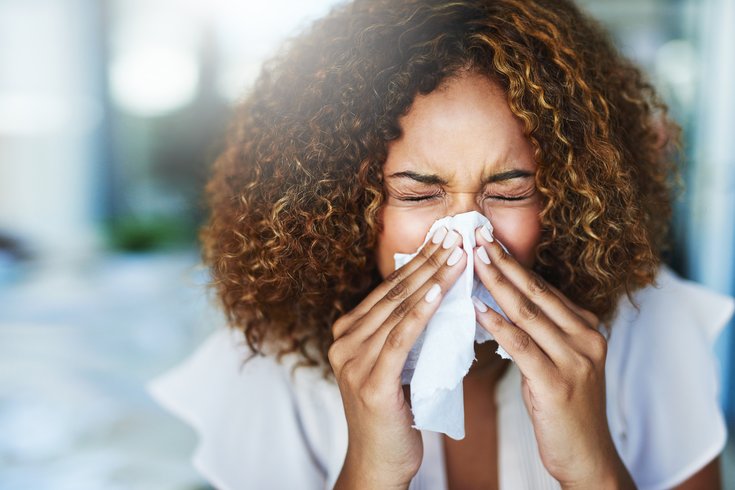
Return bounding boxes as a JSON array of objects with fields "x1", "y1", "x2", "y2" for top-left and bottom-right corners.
[{"x1": 147, "y1": 265, "x2": 733, "y2": 490}]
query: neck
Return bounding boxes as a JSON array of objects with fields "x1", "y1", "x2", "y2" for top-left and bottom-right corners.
[{"x1": 466, "y1": 341, "x2": 511, "y2": 388}]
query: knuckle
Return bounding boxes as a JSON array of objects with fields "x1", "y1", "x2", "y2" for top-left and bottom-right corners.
[
  {"x1": 386, "y1": 267, "x2": 403, "y2": 284},
  {"x1": 358, "y1": 382, "x2": 382, "y2": 408},
  {"x1": 386, "y1": 281, "x2": 409, "y2": 302},
  {"x1": 425, "y1": 250, "x2": 444, "y2": 269},
  {"x1": 527, "y1": 272, "x2": 550, "y2": 297},
  {"x1": 385, "y1": 325, "x2": 406, "y2": 350},
  {"x1": 327, "y1": 341, "x2": 344, "y2": 368},
  {"x1": 585, "y1": 330, "x2": 608, "y2": 360},
  {"x1": 492, "y1": 268, "x2": 506, "y2": 285},
  {"x1": 418, "y1": 244, "x2": 434, "y2": 262},
  {"x1": 570, "y1": 353, "x2": 596, "y2": 380},
  {"x1": 431, "y1": 265, "x2": 451, "y2": 284},
  {"x1": 404, "y1": 302, "x2": 424, "y2": 323},
  {"x1": 511, "y1": 329, "x2": 532, "y2": 352},
  {"x1": 331, "y1": 317, "x2": 348, "y2": 339},
  {"x1": 490, "y1": 312, "x2": 506, "y2": 330},
  {"x1": 389, "y1": 299, "x2": 412, "y2": 322},
  {"x1": 585, "y1": 310, "x2": 601, "y2": 328},
  {"x1": 518, "y1": 296, "x2": 541, "y2": 322},
  {"x1": 340, "y1": 358, "x2": 361, "y2": 386}
]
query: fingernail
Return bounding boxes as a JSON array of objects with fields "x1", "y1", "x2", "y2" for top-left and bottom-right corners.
[
  {"x1": 472, "y1": 296, "x2": 488, "y2": 312},
  {"x1": 431, "y1": 226, "x2": 448, "y2": 244},
  {"x1": 480, "y1": 224, "x2": 494, "y2": 243},
  {"x1": 424, "y1": 283, "x2": 441, "y2": 303},
  {"x1": 442, "y1": 230, "x2": 459, "y2": 249},
  {"x1": 446, "y1": 247, "x2": 463, "y2": 266},
  {"x1": 476, "y1": 246, "x2": 491, "y2": 264}
]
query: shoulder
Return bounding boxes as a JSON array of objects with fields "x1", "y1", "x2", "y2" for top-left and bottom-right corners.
[
  {"x1": 146, "y1": 328, "x2": 347, "y2": 490},
  {"x1": 605, "y1": 265, "x2": 734, "y2": 490},
  {"x1": 621, "y1": 265, "x2": 733, "y2": 340},
  {"x1": 606, "y1": 265, "x2": 734, "y2": 377}
]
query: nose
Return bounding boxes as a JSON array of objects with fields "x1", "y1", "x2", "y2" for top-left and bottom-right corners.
[
  {"x1": 445, "y1": 191, "x2": 486, "y2": 217},
  {"x1": 441, "y1": 193, "x2": 488, "y2": 248}
]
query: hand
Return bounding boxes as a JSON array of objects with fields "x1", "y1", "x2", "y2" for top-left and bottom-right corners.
[
  {"x1": 470, "y1": 227, "x2": 636, "y2": 489},
  {"x1": 330, "y1": 226, "x2": 467, "y2": 490}
]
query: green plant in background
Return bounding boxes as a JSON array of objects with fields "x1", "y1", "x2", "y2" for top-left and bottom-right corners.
[{"x1": 106, "y1": 215, "x2": 197, "y2": 252}]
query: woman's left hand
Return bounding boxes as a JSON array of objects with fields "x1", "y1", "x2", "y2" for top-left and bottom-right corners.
[{"x1": 471, "y1": 227, "x2": 636, "y2": 490}]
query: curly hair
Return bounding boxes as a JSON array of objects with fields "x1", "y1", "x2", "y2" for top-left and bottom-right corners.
[{"x1": 200, "y1": 0, "x2": 682, "y2": 377}]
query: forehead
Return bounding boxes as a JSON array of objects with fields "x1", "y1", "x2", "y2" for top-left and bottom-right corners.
[{"x1": 384, "y1": 72, "x2": 535, "y2": 176}]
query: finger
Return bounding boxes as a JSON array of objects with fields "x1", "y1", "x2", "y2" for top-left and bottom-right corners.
[
  {"x1": 369, "y1": 281, "x2": 447, "y2": 386},
  {"x1": 476, "y1": 232, "x2": 595, "y2": 334},
  {"x1": 545, "y1": 281, "x2": 600, "y2": 328},
  {"x1": 473, "y1": 245, "x2": 576, "y2": 363},
  {"x1": 332, "y1": 225, "x2": 453, "y2": 339},
  {"x1": 355, "y1": 248, "x2": 467, "y2": 359},
  {"x1": 342, "y1": 228, "x2": 465, "y2": 341},
  {"x1": 471, "y1": 296, "x2": 555, "y2": 381}
]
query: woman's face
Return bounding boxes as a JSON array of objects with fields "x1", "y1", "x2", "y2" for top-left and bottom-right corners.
[{"x1": 375, "y1": 72, "x2": 543, "y2": 279}]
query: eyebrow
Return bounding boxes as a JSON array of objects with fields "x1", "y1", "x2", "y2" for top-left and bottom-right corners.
[{"x1": 386, "y1": 168, "x2": 534, "y2": 185}]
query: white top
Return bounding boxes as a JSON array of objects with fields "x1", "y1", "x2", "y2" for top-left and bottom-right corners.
[{"x1": 147, "y1": 265, "x2": 734, "y2": 490}]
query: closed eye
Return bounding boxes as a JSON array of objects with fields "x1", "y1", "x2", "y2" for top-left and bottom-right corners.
[
  {"x1": 485, "y1": 194, "x2": 530, "y2": 201},
  {"x1": 398, "y1": 194, "x2": 442, "y2": 202},
  {"x1": 398, "y1": 193, "x2": 531, "y2": 202}
]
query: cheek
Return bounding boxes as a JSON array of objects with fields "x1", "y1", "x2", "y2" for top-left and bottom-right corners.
[
  {"x1": 490, "y1": 208, "x2": 542, "y2": 268},
  {"x1": 375, "y1": 206, "x2": 436, "y2": 279}
]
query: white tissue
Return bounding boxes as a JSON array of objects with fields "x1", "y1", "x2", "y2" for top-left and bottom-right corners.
[{"x1": 394, "y1": 211, "x2": 512, "y2": 440}]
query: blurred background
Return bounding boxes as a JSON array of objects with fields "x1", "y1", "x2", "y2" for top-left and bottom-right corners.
[{"x1": 0, "y1": 0, "x2": 733, "y2": 488}]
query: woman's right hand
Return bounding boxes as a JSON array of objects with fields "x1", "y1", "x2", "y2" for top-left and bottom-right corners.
[{"x1": 330, "y1": 226, "x2": 467, "y2": 490}]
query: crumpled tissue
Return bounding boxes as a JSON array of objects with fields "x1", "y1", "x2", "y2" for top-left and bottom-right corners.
[{"x1": 395, "y1": 210, "x2": 512, "y2": 440}]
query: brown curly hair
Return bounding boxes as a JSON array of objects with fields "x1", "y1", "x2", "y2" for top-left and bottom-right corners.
[{"x1": 200, "y1": 0, "x2": 682, "y2": 376}]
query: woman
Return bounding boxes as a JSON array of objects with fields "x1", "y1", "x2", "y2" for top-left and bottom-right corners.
[{"x1": 148, "y1": 0, "x2": 733, "y2": 488}]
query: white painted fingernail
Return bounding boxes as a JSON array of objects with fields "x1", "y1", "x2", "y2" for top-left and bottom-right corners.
[
  {"x1": 476, "y1": 246, "x2": 491, "y2": 264},
  {"x1": 431, "y1": 226, "x2": 448, "y2": 244},
  {"x1": 424, "y1": 283, "x2": 441, "y2": 303},
  {"x1": 446, "y1": 246, "x2": 463, "y2": 266},
  {"x1": 472, "y1": 296, "x2": 488, "y2": 312},
  {"x1": 480, "y1": 224, "x2": 494, "y2": 243},
  {"x1": 442, "y1": 230, "x2": 459, "y2": 249}
]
